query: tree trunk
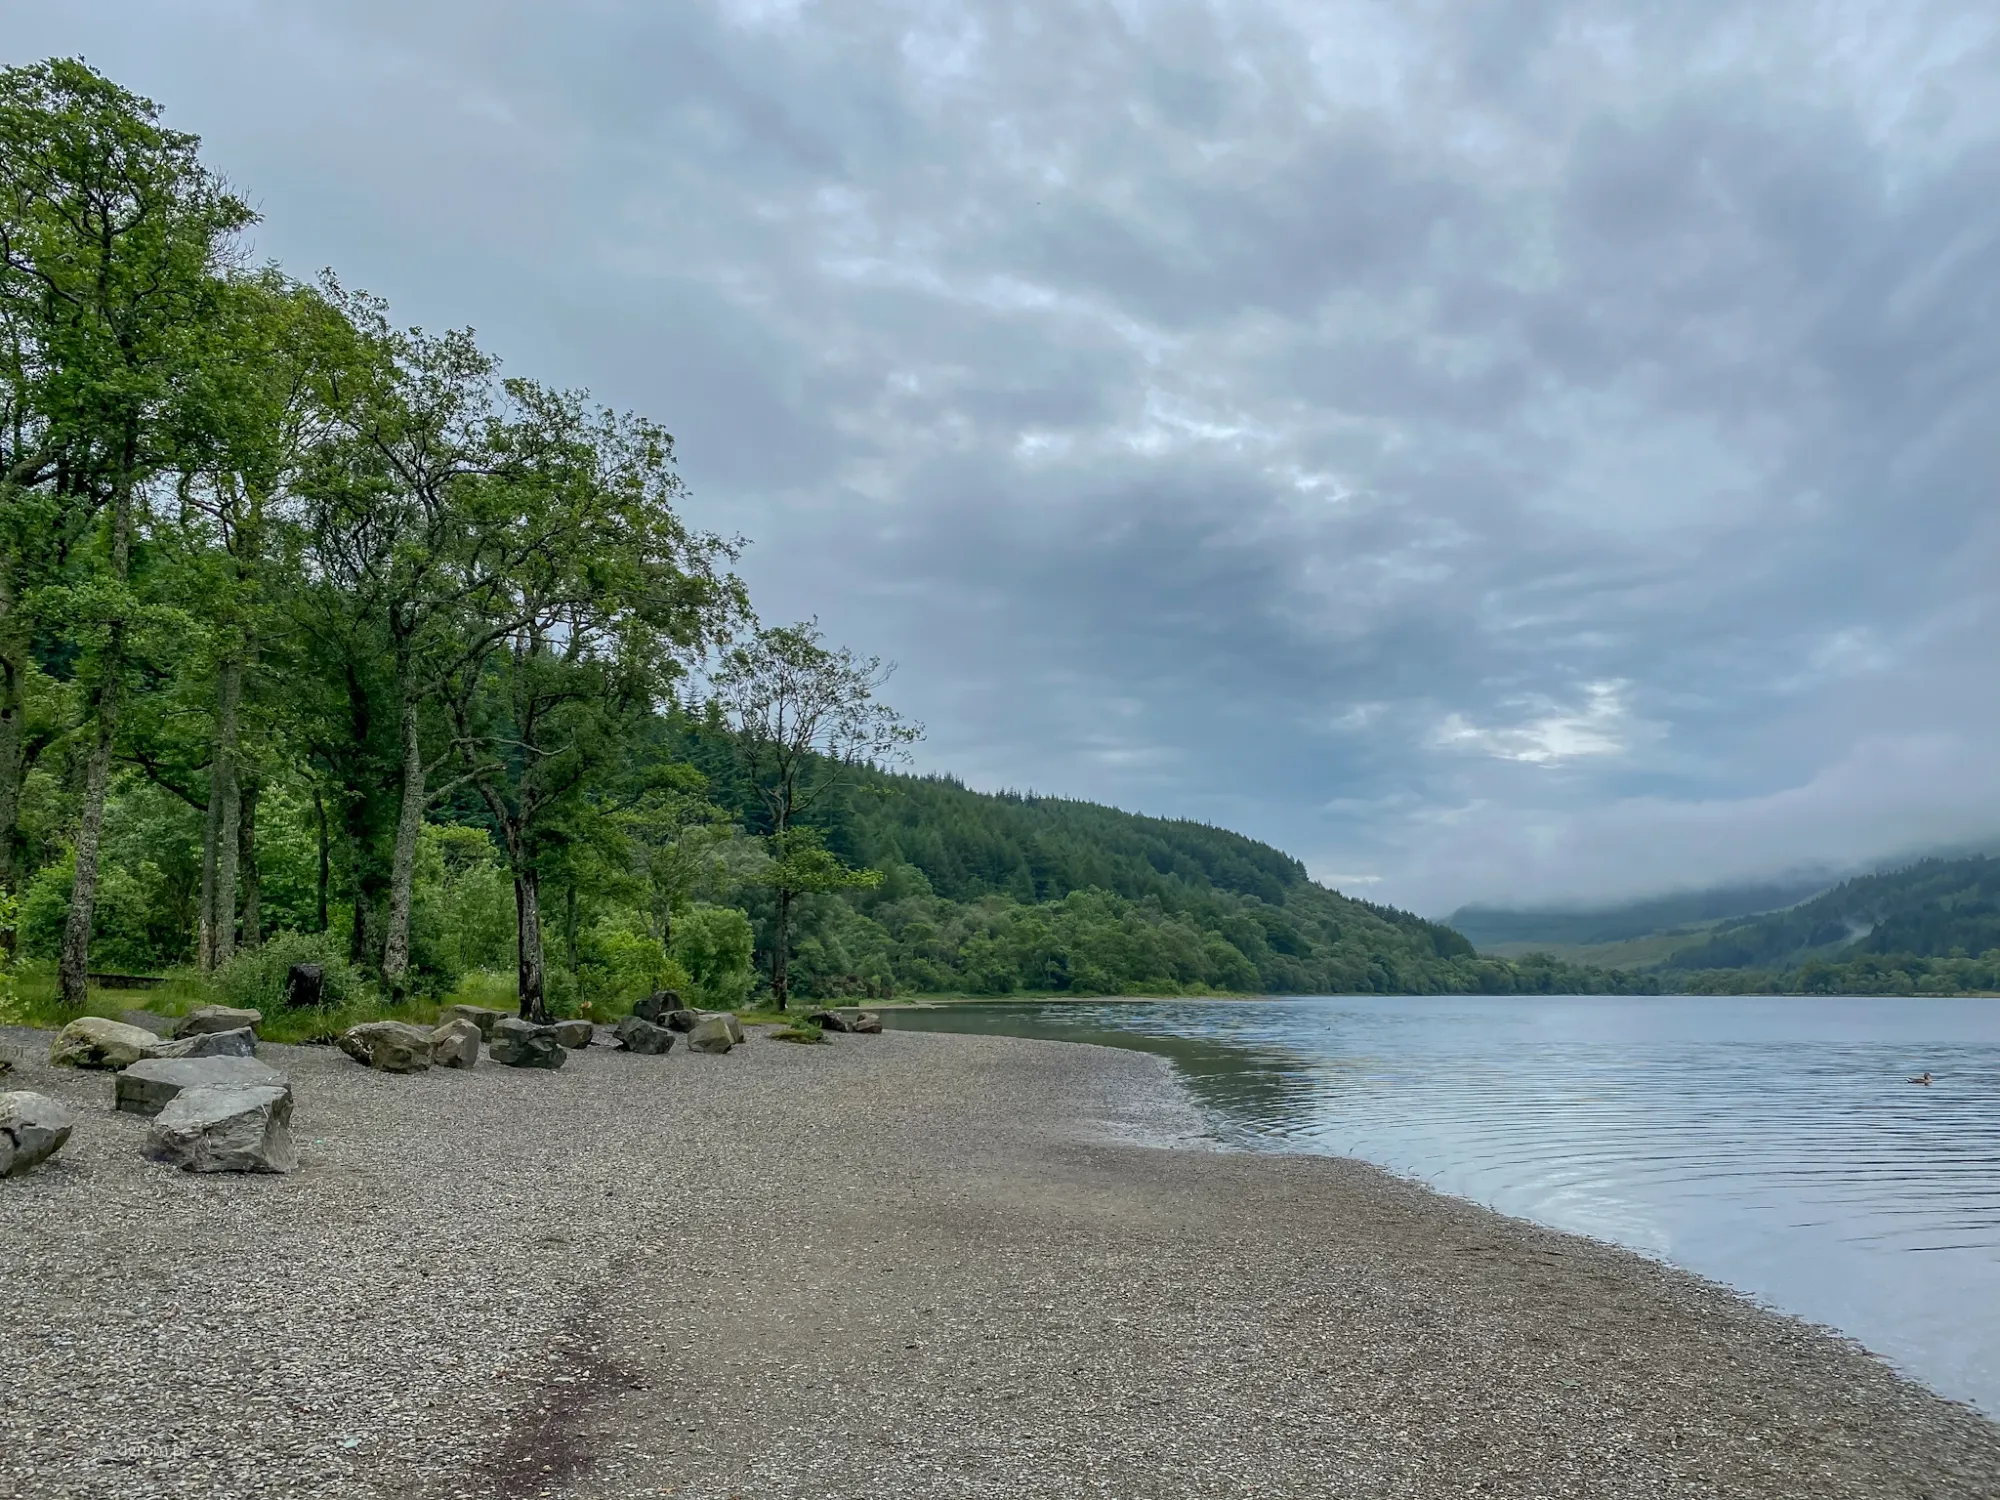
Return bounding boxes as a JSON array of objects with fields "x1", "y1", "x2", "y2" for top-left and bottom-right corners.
[
  {"x1": 564, "y1": 880, "x2": 578, "y2": 971},
  {"x1": 58, "y1": 679, "x2": 118, "y2": 1009},
  {"x1": 516, "y1": 869, "x2": 549, "y2": 1022},
  {"x1": 58, "y1": 462, "x2": 134, "y2": 1011},
  {"x1": 346, "y1": 819, "x2": 373, "y2": 968},
  {"x1": 313, "y1": 786, "x2": 330, "y2": 933},
  {"x1": 237, "y1": 776, "x2": 260, "y2": 948},
  {"x1": 771, "y1": 883, "x2": 793, "y2": 1011},
  {"x1": 208, "y1": 656, "x2": 243, "y2": 969},
  {"x1": 381, "y1": 693, "x2": 424, "y2": 998}
]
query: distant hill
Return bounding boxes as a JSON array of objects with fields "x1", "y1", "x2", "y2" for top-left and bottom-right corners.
[
  {"x1": 668, "y1": 724, "x2": 1638, "y2": 997},
  {"x1": 1666, "y1": 855, "x2": 2000, "y2": 971},
  {"x1": 1449, "y1": 876, "x2": 1835, "y2": 954}
]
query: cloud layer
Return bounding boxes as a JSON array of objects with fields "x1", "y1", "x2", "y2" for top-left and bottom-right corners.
[{"x1": 9, "y1": 0, "x2": 2000, "y2": 914}]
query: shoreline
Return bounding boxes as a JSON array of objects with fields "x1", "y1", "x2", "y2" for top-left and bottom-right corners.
[{"x1": 4, "y1": 1021, "x2": 1997, "y2": 1497}]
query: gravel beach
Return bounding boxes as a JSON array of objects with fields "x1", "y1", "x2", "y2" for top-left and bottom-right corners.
[{"x1": 3, "y1": 1020, "x2": 1997, "y2": 1500}]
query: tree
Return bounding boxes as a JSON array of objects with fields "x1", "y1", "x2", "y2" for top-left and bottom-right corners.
[
  {"x1": 712, "y1": 621, "x2": 920, "y2": 1008},
  {"x1": 443, "y1": 384, "x2": 740, "y2": 1020},
  {"x1": 0, "y1": 58, "x2": 254, "y2": 1007}
]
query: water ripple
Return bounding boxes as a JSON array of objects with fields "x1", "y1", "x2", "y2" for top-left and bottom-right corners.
[{"x1": 891, "y1": 994, "x2": 2000, "y2": 1412}]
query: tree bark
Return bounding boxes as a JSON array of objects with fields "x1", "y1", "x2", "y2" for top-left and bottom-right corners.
[
  {"x1": 313, "y1": 786, "x2": 330, "y2": 933},
  {"x1": 59, "y1": 460, "x2": 135, "y2": 1012},
  {"x1": 515, "y1": 869, "x2": 549, "y2": 1022},
  {"x1": 771, "y1": 883, "x2": 793, "y2": 1011},
  {"x1": 237, "y1": 775, "x2": 259, "y2": 948},
  {"x1": 381, "y1": 692, "x2": 424, "y2": 998},
  {"x1": 207, "y1": 655, "x2": 243, "y2": 970}
]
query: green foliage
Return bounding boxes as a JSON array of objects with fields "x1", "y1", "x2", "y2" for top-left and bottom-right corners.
[
  {"x1": 409, "y1": 823, "x2": 514, "y2": 988},
  {"x1": 211, "y1": 928, "x2": 370, "y2": 1015},
  {"x1": 670, "y1": 902, "x2": 756, "y2": 1008}
]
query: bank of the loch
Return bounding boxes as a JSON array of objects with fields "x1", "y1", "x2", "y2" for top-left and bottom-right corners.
[{"x1": 1, "y1": 1022, "x2": 1995, "y2": 1499}]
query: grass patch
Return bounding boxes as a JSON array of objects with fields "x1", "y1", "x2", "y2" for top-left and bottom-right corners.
[{"x1": 768, "y1": 1020, "x2": 825, "y2": 1044}]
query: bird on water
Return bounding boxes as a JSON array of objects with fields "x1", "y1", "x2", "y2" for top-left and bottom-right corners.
[{"x1": 1908, "y1": 1072, "x2": 1933, "y2": 1086}]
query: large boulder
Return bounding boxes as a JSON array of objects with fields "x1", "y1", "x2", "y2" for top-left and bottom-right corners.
[
  {"x1": 662, "y1": 1009, "x2": 704, "y2": 1033},
  {"x1": 146, "y1": 1084, "x2": 295, "y2": 1174},
  {"x1": 612, "y1": 1014, "x2": 676, "y2": 1055},
  {"x1": 116, "y1": 1056, "x2": 288, "y2": 1118},
  {"x1": 117, "y1": 1008, "x2": 176, "y2": 1037},
  {"x1": 429, "y1": 1018, "x2": 481, "y2": 1069},
  {"x1": 838, "y1": 1008, "x2": 883, "y2": 1035},
  {"x1": 175, "y1": 1005, "x2": 263, "y2": 1039},
  {"x1": 153, "y1": 1027, "x2": 258, "y2": 1060},
  {"x1": 686, "y1": 1014, "x2": 736, "y2": 1054},
  {"x1": 50, "y1": 1016, "x2": 165, "y2": 1070},
  {"x1": 0, "y1": 1091, "x2": 76, "y2": 1177},
  {"x1": 338, "y1": 1021, "x2": 433, "y2": 1073},
  {"x1": 282, "y1": 962, "x2": 325, "y2": 1009},
  {"x1": 439, "y1": 1004, "x2": 508, "y2": 1039},
  {"x1": 709, "y1": 1012, "x2": 746, "y2": 1044},
  {"x1": 631, "y1": 989, "x2": 682, "y2": 1024},
  {"x1": 550, "y1": 1019, "x2": 594, "y2": 1050},
  {"x1": 489, "y1": 1018, "x2": 566, "y2": 1070}
]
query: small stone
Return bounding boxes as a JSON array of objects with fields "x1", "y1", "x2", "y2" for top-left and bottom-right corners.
[
  {"x1": 429, "y1": 1018, "x2": 481, "y2": 1068},
  {"x1": 338, "y1": 1021, "x2": 433, "y2": 1073},
  {"x1": 117, "y1": 1008, "x2": 176, "y2": 1037},
  {"x1": 116, "y1": 1056, "x2": 288, "y2": 1118},
  {"x1": 686, "y1": 1015, "x2": 735, "y2": 1054},
  {"x1": 631, "y1": 989, "x2": 682, "y2": 1024},
  {"x1": 489, "y1": 1018, "x2": 566, "y2": 1070},
  {"x1": 145, "y1": 1084, "x2": 296, "y2": 1174},
  {"x1": 438, "y1": 1004, "x2": 508, "y2": 1038},
  {"x1": 175, "y1": 1005, "x2": 263, "y2": 1039},
  {"x1": 153, "y1": 1027, "x2": 258, "y2": 1060},
  {"x1": 550, "y1": 1019, "x2": 594, "y2": 1050},
  {"x1": 50, "y1": 1016, "x2": 165, "y2": 1070},
  {"x1": 0, "y1": 1091, "x2": 76, "y2": 1176},
  {"x1": 612, "y1": 1015, "x2": 676, "y2": 1055}
]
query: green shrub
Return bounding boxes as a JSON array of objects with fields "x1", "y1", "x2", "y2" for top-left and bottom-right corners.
[{"x1": 213, "y1": 929, "x2": 372, "y2": 1014}]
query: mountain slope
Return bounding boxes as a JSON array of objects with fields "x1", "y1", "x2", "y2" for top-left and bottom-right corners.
[
  {"x1": 1449, "y1": 875, "x2": 1835, "y2": 953},
  {"x1": 1665, "y1": 855, "x2": 2000, "y2": 971}
]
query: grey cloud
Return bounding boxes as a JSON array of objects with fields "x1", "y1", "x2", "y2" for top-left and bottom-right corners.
[{"x1": 8, "y1": 0, "x2": 2000, "y2": 915}]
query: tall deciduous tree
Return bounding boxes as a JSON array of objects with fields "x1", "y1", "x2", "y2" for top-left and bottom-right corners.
[
  {"x1": 0, "y1": 59, "x2": 252, "y2": 1006},
  {"x1": 713, "y1": 621, "x2": 920, "y2": 1008}
]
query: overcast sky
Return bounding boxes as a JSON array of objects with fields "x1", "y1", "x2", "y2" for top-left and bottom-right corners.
[{"x1": 7, "y1": 1, "x2": 1998, "y2": 916}]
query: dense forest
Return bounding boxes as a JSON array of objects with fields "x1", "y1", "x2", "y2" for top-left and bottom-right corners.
[{"x1": 0, "y1": 58, "x2": 1661, "y2": 1025}]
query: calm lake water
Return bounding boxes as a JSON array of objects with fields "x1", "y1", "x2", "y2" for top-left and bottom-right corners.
[{"x1": 887, "y1": 995, "x2": 2000, "y2": 1413}]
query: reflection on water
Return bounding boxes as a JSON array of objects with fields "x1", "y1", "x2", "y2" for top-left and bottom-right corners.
[{"x1": 888, "y1": 994, "x2": 2000, "y2": 1413}]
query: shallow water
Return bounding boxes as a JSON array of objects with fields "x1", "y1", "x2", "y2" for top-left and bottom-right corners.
[{"x1": 887, "y1": 994, "x2": 2000, "y2": 1413}]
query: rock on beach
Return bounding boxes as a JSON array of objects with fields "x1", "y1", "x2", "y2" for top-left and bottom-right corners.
[
  {"x1": 488, "y1": 1018, "x2": 566, "y2": 1070},
  {"x1": 115, "y1": 1056, "x2": 289, "y2": 1118},
  {"x1": 153, "y1": 1027, "x2": 258, "y2": 1060},
  {"x1": 0, "y1": 1090, "x2": 75, "y2": 1176},
  {"x1": 146, "y1": 1083, "x2": 296, "y2": 1174},
  {"x1": 550, "y1": 1019, "x2": 594, "y2": 1050},
  {"x1": 686, "y1": 1015, "x2": 736, "y2": 1054},
  {"x1": 49, "y1": 1016, "x2": 163, "y2": 1070},
  {"x1": 439, "y1": 1004, "x2": 508, "y2": 1038},
  {"x1": 429, "y1": 1018, "x2": 482, "y2": 1068},
  {"x1": 338, "y1": 1021, "x2": 433, "y2": 1073},
  {"x1": 613, "y1": 1014, "x2": 676, "y2": 1055},
  {"x1": 174, "y1": 1005, "x2": 263, "y2": 1039}
]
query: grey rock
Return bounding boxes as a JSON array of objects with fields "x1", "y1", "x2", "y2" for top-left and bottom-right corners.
[
  {"x1": 0, "y1": 1091, "x2": 76, "y2": 1177},
  {"x1": 50, "y1": 1017, "x2": 165, "y2": 1070},
  {"x1": 839, "y1": 1008, "x2": 884, "y2": 1035},
  {"x1": 686, "y1": 1015, "x2": 735, "y2": 1054},
  {"x1": 550, "y1": 1019, "x2": 594, "y2": 1050},
  {"x1": 805, "y1": 1009, "x2": 848, "y2": 1033},
  {"x1": 338, "y1": 1021, "x2": 433, "y2": 1073},
  {"x1": 631, "y1": 989, "x2": 682, "y2": 1024},
  {"x1": 429, "y1": 1018, "x2": 481, "y2": 1069},
  {"x1": 612, "y1": 1015, "x2": 676, "y2": 1055},
  {"x1": 153, "y1": 1027, "x2": 258, "y2": 1060},
  {"x1": 663, "y1": 1009, "x2": 704, "y2": 1033},
  {"x1": 146, "y1": 1084, "x2": 296, "y2": 1174},
  {"x1": 439, "y1": 1003, "x2": 509, "y2": 1039},
  {"x1": 117, "y1": 1008, "x2": 176, "y2": 1037},
  {"x1": 116, "y1": 1056, "x2": 288, "y2": 1118},
  {"x1": 175, "y1": 1004, "x2": 263, "y2": 1039},
  {"x1": 708, "y1": 1011, "x2": 747, "y2": 1044},
  {"x1": 489, "y1": 1018, "x2": 566, "y2": 1070}
]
